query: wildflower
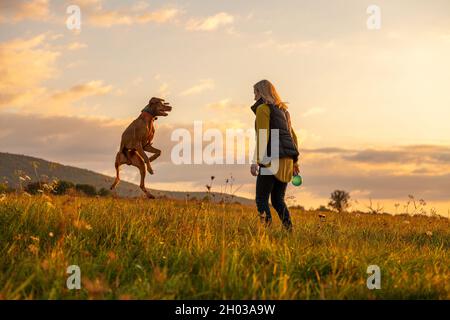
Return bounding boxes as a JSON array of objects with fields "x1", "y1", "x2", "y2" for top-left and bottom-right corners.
[
  {"x1": 30, "y1": 236, "x2": 40, "y2": 242},
  {"x1": 41, "y1": 259, "x2": 49, "y2": 271},
  {"x1": 46, "y1": 202, "x2": 55, "y2": 209},
  {"x1": 73, "y1": 220, "x2": 92, "y2": 231},
  {"x1": 48, "y1": 232, "x2": 54, "y2": 238},
  {"x1": 83, "y1": 277, "x2": 110, "y2": 298},
  {"x1": 28, "y1": 244, "x2": 39, "y2": 255},
  {"x1": 426, "y1": 231, "x2": 433, "y2": 237},
  {"x1": 106, "y1": 251, "x2": 117, "y2": 263},
  {"x1": 13, "y1": 234, "x2": 23, "y2": 241}
]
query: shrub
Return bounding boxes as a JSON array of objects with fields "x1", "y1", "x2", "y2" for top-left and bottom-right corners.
[
  {"x1": 24, "y1": 181, "x2": 43, "y2": 195},
  {"x1": 53, "y1": 180, "x2": 75, "y2": 195},
  {"x1": 75, "y1": 184, "x2": 97, "y2": 197},
  {"x1": 97, "y1": 187, "x2": 111, "y2": 197}
]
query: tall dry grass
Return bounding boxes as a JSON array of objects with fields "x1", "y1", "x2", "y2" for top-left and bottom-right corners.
[{"x1": 0, "y1": 194, "x2": 449, "y2": 299}]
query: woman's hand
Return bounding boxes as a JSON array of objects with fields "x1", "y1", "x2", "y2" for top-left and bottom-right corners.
[
  {"x1": 250, "y1": 164, "x2": 259, "y2": 176},
  {"x1": 293, "y1": 163, "x2": 300, "y2": 176}
]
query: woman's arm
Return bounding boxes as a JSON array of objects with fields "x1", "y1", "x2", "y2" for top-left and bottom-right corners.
[
  {"x1": 291, "y1": 128, "x2": 299, "y2": 164},
  {"x1": 255, "y1": 104, "x2": 271, "y2": 165}
]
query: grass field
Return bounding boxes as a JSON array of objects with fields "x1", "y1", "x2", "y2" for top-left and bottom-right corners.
[{"x1": 0, "y1": 194, "x2": 449, "y2": 300}]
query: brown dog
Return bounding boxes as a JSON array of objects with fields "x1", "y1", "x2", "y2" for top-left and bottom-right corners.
[{"x1": 110, "y1": 97, "x2": 172, "y2": 198}]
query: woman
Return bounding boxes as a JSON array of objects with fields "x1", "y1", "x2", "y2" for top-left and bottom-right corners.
[{"x1": 250, "y1": 80, "x2": 300, "y2": 231}]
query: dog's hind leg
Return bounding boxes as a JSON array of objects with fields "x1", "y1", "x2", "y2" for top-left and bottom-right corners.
[
  {"x1": 110, "y1": 152, "x2": 127, "y2": 190},
  {"x1": 130, "y1": 154, "x2": 155, "y2": 199}
]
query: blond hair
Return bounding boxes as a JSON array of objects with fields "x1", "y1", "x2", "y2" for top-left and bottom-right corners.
[{"x1": 254, "y1": 79, "x2": 288, "y2": 109}]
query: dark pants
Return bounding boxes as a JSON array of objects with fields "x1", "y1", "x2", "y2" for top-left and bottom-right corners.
[{"x1": 255, "y1": 174, "x2": 293, "y2": 230}]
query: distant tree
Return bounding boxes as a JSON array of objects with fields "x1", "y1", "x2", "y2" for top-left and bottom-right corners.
[
  {"x1": 328, "y1": 190, "x2": 351, "y2": 213},
  {"x1": 75, "y1": 184, "x2": 97, "y2": 197},
  {"x1": 0, "y1": 183, "x2": 12, "y2": 194},
  {"x1": 53, "y1": 180, "x2": 75, "y2": 195},
  {"x1": 25, "y1": 181, "x2": 43, "y2": 195},
  {"x1": 97, "y1": 187, "x2": 111, "y2": 197},
  {"x1": 317, "y1": 205, "x2": 330, "y2": 212},
  {"x1": 290, "y1": 205, "x2": 306, "y2": 212}
]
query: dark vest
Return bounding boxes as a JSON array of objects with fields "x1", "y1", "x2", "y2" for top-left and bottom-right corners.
[{"x1": 251, "y1": 99, "x2": 299, "y2": 162}]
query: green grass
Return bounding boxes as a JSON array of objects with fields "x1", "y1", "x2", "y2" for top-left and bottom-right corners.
[{"x1": 0, "y1": 194, "x2": 449, "y2": 300}]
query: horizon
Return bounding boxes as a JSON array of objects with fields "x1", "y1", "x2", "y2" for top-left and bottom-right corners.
[{"x1": 1, "y1": 0, "x2": 450, "y2": 214}]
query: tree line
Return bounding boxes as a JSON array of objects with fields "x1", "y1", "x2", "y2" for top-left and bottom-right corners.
[{"x1": 0, "y1": 180, "x2": 111, "y2": 197}]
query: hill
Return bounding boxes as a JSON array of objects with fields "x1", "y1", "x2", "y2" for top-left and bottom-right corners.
[{"x1": 0, "y1": 152, "x2": 253, "y2": 204}]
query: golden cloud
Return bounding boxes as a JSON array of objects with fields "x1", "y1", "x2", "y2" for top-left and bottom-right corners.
[
  {"x1": 180, "y1": 79, "x2": 215, "y2": 96},
  {"x1": 50, "y1": 81, "x2": 113, "y2": 103},
  {"x1": 186, "y1": 12, "x2": 234, "y2": 31},
  {"x1": 0, "y1": 0, "x2": 49, "y2": 22},
  {"x1": 0, "y1": 34, "x2": 113, "y2": 115},
  {"x1": 0, "y1": 34, "x2": 59, "y2": 108},
  {"x1": 77, "y1": 0, "x2": 180, "y2": 27}
]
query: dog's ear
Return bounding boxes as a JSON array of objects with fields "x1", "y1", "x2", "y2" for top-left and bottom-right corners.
[{"x1": 149, "y1": 97, "x2": 164, "y2": 104}]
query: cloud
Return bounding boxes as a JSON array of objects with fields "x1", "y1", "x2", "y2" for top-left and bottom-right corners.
[
  {"x1": 340, "y1": 146, "x2": 450, "y2": 166},
  {"x1": 180, "y1": 79, "x2": 214, "y2": 96},
  {"x1": 67, "y1": 42, "x2": 87, "y2": 50},
  {"x1": 89, "y1": 8, "x2": 179, "y2": 27},
  {"x1": 1, "y1": 112, "x2": 450, "y2": 203},
  {"x1": 0, "y1": 34, "x2": 114, "y2": 115},
  {"x1": 157, "y1": 83, "x2": 170, "y2": 98},
  {"x1": 255, "y1": 38, "x2": 315, "y2": 54},
  {"x1": 0, "y1": 0, "x2": 49, "y2": 22},
  {"x1": 205, "y1": 99, "x2": 246, "y2": 111},
  {"x1": 0, "y1": 113, "x2": 124, "y2": 171},
  {"x1": 0, "y1": 34, "x2": 59, "y2": 109},
  {"x1": 298, "y1": 146, "x2": 450, "y2": 200},
  {"x1": 186, "y1": 12, "x2": 234, "y2": 31},
  {"x1": 50, "y1": 81, "x2": 113, "y2": 104},
  {"x1": 204, "y1": 99, "x2": 250, "y2": 125},
  {"x1": 303, "y1": 107, "x2": 326, "y2": 117},
  {"x1": 76, "y1": 0, "x2": 180, "y2": 27}
]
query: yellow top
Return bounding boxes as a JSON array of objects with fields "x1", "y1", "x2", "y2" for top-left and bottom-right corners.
[{"x1": 255, "y1": 104, "x2": 299, "y2": 183}]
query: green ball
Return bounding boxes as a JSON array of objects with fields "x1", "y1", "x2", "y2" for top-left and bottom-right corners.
[{"x1": 292, "y1": 175, "x2": 303, "y2": 187}]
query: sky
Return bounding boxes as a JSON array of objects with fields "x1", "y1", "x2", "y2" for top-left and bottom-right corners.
[{"x1": 1, "y1": 0, "x2": 450, "y2": 214}]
